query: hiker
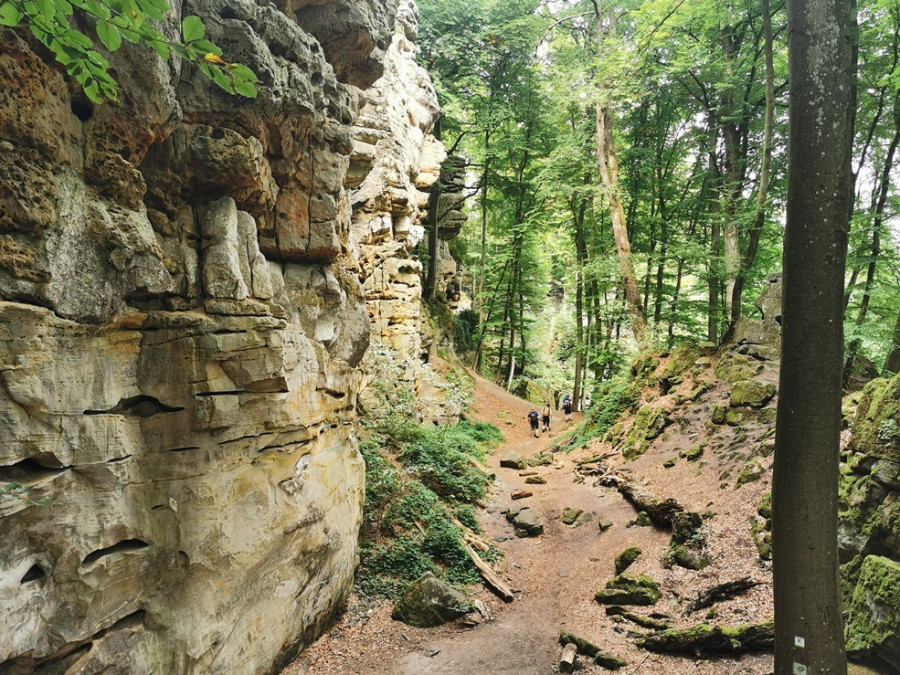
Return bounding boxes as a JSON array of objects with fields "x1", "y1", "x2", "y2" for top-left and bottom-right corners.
[
  {"x1": 562, "y1": 394, "x2": 573, "y2": 422},
  {"x1": 541, "y1": 404, "x2": 551, "y2": 433},
  {"x1": 528, "y1": 408, "x2": 540, "y2": 438}
]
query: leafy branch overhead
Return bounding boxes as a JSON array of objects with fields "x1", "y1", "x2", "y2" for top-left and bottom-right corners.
[{"x1": 0, "y1": 0, "x2": 258, "y2": 102}]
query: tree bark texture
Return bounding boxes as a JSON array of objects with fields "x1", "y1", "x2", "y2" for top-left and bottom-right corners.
[
  {"x1": 596, "y1": 104, "x2": 646, "y2": 343},
  {"x1": 772, "y1": 0, "x2": 854, "y2": 672}
]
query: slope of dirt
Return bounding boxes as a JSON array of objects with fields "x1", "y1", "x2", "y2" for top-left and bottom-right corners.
[
  {"x1": 285, "y1": 350, "x2": 889, "y2": 674},
  {"x1": 286, "y1": 362, "x2": 778, "y2": 674}
]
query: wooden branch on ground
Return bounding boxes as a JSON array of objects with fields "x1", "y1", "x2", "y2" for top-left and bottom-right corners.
[
  {"x1": 559, "y1": 643, "x2": 577, "y2": 672},
  {"x1": 451, "y1": 517, "x2": 495, "y2": 553},
  {"x1": 604, "y1": 605, "x2": 671, "y2": 630},
  {"x1": 462, "y1": 541, "x2": 514, "y2": 602},
  {"x1": 576, "y1": 451, "x2": 617, "y2": 466},
  {"x1": 558, "y1": 630, "x2": 627, "y2": 670},
  {"x1": 635, "y1": 620, "x2": 774, "y2": 654},
  {"x1": 686, "y1": 577, "x2": 761, "y2": 614},
  {"x1": 511, "y1": 489, "x2": 532, "y2": 500},
  {"x1": 616, "y1": 480, "x2": 684, "y2": 528}
]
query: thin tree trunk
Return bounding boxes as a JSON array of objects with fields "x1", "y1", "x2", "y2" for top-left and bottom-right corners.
[
  {"x1": 855, "y1": 112, "x2": 900, "y2": 326},
  {"x1": 478, "y1": 138, "x2": 490, "y2": 319},
  {"x1": 592, "y1": 3, "x2": 646, "y2": 343},
  {"x1": 596, "y1": 105, "x2": 646, "y2": 343},
  {"x1": 731, "y1": 0, "x2": 776, "y2": 322},
  {"x1": 773, "y1": 0, "x2": 854, "y2": 670},
  {"x1": 706, "y1": 119, "x2": 722, "y2": 344}
]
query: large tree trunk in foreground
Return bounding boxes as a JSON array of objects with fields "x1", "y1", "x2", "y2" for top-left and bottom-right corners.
[{"x1": 772, "y1": 0, "x2": 854, "y2": 672}]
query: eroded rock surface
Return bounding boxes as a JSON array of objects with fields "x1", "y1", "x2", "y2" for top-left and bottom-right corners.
[{"x1": 0, "y1": 0, "x2": 450, "y2": 672}]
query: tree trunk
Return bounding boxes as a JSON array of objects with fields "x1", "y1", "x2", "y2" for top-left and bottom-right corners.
[
  {"x1": 772, "y1": 0, "x2": 854, "y2": 671},
  {"x1": 706, "y1": 119, "x2": 722, "y2": 344},
  {"x1": 592, "y1": 4, "x2": 646, "y2": 344},
  {"x1": 596, "y1": 104, "x2": 646, "y2": 343},
  {"x1": 731, "y1": 0, "x2": 776, "y2": 322}
]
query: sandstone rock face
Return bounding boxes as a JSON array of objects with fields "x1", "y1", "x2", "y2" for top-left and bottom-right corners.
[
  {"x1": 346, "y1": 0, "x2": 467, "y2": 424},
  {"x1": 0, "y1": 0, "x2": 440, "y2": 671}
]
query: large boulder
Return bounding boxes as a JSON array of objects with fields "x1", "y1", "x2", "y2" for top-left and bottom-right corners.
[
  {"x1": 845, "y1": 555, "x2": 900, "y2": 668},
  {"x1": 391, "y1": 572, "x2": 472, "y2": 627}
]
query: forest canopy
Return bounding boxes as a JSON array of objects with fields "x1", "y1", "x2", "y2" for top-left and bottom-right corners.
[{"x1": 418, "y1": 0, "x2": 900, "y2": 401}]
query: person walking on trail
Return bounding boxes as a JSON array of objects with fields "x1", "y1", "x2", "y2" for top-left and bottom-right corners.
[
  {"x1": 562, "y1": 394, "x2": 573, "y2": 422},
  {"x1": 528, "y1": 408, "x2": 540, "y2": 438},
  {"x1": 541, "y1": 404, "x2": 551, "y2": 433}
]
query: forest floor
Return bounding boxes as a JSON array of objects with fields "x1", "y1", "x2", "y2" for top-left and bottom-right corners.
[{"x1": 284, "y1": 366, "x2": 879, "y2": 675}]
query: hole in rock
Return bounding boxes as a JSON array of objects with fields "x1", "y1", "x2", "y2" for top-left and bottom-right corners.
[
  {"x1": 84, "y1": 396, "x2": 184, "y2": 418},
  {"x1": 71, "y1": 100, "x2": 93, "y2": 121},
  {"x1": 211, "y1": 128, "x2": 226, "y2": 140},
  {"x1": 82, "y1": 539, "x2": 150, "y2": 565},
  {"x1": 21, "y1": 564, "x2": 46, "y2": 583},
  {"x1": 0, "y1": 457, "x2": 67, "y2": 483}
]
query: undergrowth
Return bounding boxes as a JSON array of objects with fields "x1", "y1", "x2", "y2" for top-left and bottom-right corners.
[
  {"x1": 357, "y1": 417, "x2": 503, "y2": 598},
  {"x1": 553, "y1": 376, "x2": 641, "y2": 452}
]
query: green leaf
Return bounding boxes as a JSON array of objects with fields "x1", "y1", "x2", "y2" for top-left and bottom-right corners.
[
  {"x1": 181, "y1": 14, "x2": 204, "y2": 43},
  {"x1": 229, "y1": 63, "x2": 258, "y2": 83},
  {"x1": 0, "y1": 2, "x2": 25, "y2": 26},
  {"x1": 192, "y1": 39, "x2": 221, "y2": 55},
  {"x1": 96, "y1": 19, "x2": 121, "y2": 51},
  {"x1": 234, "y1": 80, "x2": 257, "y2": 98},
  {"x1": 149, "y1": 39, "x2": 169, "y2": 60},
  {"x1": 34, "y1": 0, "x2": 53, "y2": 18}
]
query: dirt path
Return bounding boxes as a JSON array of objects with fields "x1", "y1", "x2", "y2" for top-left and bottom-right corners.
[{"x1": 286, "y1": 372, "x2": 773, "y2": 675}]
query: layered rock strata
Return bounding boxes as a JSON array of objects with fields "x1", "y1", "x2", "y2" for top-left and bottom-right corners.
[
  {"x1": 346, "y1": 6, "x2": 467, "y2": 422},
  {"x1": 0, "y1": 0, "x2": 445, "y2": 672}
]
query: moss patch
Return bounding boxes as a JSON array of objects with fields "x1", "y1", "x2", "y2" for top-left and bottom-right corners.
[
  {"x1": 614, "y1": 546, "x2": 642, "y2": 574},
  {"x1": 595, "y1": 573, "x2": 661, "y2": 606},
  {"x1": 845, "y1": 555, "x2": 900, "y2": 663}
]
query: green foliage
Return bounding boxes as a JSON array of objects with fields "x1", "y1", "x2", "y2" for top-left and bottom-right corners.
[
  {"x1": 454, "y1": 309, "x2": 480, "y2": 352},
  {"x1": 357, "y1": 417, "x2": 501, "y2": 599},
  {"x1": 1, "y1": 0, "x2": 257, "y2": 102},
  {"x1": 1, "y1": 482, "x2": 52, "y2": 506},
  {"x1": 555, "y1": 376, "x2": 642, "y2": 452}
]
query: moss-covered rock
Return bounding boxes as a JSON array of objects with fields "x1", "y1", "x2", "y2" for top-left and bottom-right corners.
[
  {"x1": 631, "y1": 351, "x2": 661, "y2": 381},
  {"x1": 659, "y1": 341, "x2": 708, "y2": 391},
  {"x1": 562, "y1": 507, "x2": 583, "y2": 525},
  {"x1": 729, "y1": 380, "x2": 777, "y2": 408},
  {"x1": 614, "y1": 546, "x2": 642, "y2": 574},
  {"x1": 623, "y1": 406, "x2": 671, "y2": 459},
  {"x1": 595, "y1": 573, "x2": 661, "y2": 606},
  {"x1": 525, "y1": 475, "x2": 546, "y2": 485},
  {"x1": 499, "y1": 451, "x2": 527, "y2": 470},
  {"x1": 715, "y1": 350, "x2": 763, "y2": 387},
  {"x1": 663, "y1": 457, "x2": 677, "y2": 469},
  {"x1": 680, "y1": 444, "x2": 704, "y2": 462},
  {"x1": 391, "y1": 572, "x2": 473, "y2": 627},
  {"x1": 850, "y1": 376, "x2": 900, "y2": 460},
  {"x1": 845, "y1": 555, "x2": 900, "y2": 667},
  {"x1": 736, "y1": 460, "x2": 765, "y2": 486},
  {"x1": 726, "y1": 410, "x2": 743, "y2": 426},
  {"x1": 711, "y1": 403, "x2": 727, "y2": 425}
]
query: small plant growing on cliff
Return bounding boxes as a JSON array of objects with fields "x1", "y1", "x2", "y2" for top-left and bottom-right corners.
[{"x1": 0, "y1": 0, "x2": 258, "y2": 101}]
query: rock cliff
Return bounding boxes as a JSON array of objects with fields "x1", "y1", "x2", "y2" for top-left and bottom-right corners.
[{"x1": 0, "y1": 0, "x2": 455, "y2": 672}]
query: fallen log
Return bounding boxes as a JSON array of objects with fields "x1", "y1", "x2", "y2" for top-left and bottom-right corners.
[
  {"x1": 616, "y1": 481, "x2": 684, "y2": 528},
  {"x1": 686, "y1": 577, "x2": 761, "y2": 614},
  {"x1": 635, "y1": 620, "x2": 774, "y2": 655},
  {"x1": 511, "y1": 490, "x2": 533, "y2": 500},
  {"x1": 462, "y1": 541, "x2": 514, "y2": 602},
  {"x1": 559, "y1": 643, "x2": 577, "y2": 672},
  {"x1": 451, "y1": 517, "x2": 494, "y2": 553},
  {"x1": 558, "y1": 631, "x2": 626, "y2": 670},
  {"x1": 604, "y1": 605, "x2": 670, "y2": 630},
  {"x1": 576, "y1": 451, "x2": 617, "y2": 466}
]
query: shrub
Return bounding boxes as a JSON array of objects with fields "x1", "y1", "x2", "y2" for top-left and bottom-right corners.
[{"x1": 356, "y1": 418, "x2": 502, "y2": 599}]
